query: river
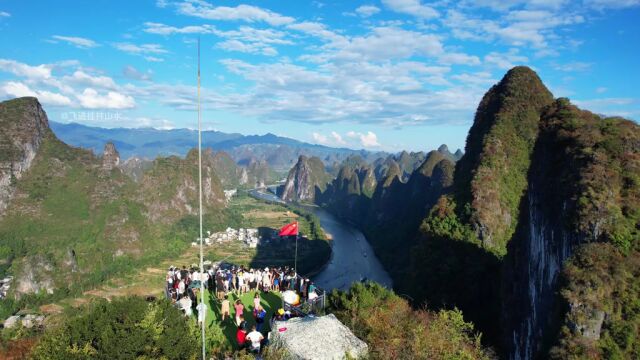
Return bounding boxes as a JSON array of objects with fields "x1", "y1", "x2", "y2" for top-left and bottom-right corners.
[{"x1": 248, "y1": 189, "x2": 393, "y2": 291}]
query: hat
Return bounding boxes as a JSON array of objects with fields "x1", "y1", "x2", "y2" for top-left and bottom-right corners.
[
  {"x1": 278, "y1": 308, "x2": 285, "y2": 315},
  {"x1": 265, "y1": 267, "x2": 269, "y2": 271}
]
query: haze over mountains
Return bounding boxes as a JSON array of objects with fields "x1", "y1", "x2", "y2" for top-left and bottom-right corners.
[{"x1": 50, "y1": 121, "x2": 402, "y2": 172}]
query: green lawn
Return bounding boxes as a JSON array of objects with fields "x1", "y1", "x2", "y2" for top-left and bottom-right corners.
[{"x1": 199, "y1": 289, "x2": 283, "y2": 350}]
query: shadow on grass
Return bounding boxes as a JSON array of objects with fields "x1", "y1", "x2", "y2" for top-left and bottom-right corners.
[
  {"x1": 248, "y1": 236, "x2": 331, "y2": 277},
  {"x1": 199, "y1": 289, "x2": 283, "y2": 351}
]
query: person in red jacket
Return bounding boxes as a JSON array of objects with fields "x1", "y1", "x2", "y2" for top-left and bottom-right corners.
[{"x1": 236, "y1": 327, "x2": 247, "y2": 350}]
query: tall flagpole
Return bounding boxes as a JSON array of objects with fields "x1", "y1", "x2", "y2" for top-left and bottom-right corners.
[{"x1": 197, "y1": 37, "x2": 206, "y2": 360}]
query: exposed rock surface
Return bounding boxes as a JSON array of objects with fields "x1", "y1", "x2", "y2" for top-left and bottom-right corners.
[
  {"x1": 271, "y1": 314, "x2": 368, "y2": 360},
  {"x1": 101, "y1": 142, "x2": 120, "y2": 170},
  {"x1": 502, "y1": 99, "x2": 640, "y2": 359},
  {"x1": 280, "y1": 155, "x2": 330, "y2": 202},
  {"x1": 0, "y1": 97, "x2": 50, "y2": 216},
  {"x1": 14, "y1": 255, "x2": 55, "y2": 298}
]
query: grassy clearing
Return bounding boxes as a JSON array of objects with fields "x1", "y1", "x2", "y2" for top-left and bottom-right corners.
[{"x1": 200, "y1": 289, "x2": 283, "y2": 350}]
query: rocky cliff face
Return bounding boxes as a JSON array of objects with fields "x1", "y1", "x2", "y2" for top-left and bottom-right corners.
[
  {"x1": 502, "y1": 99, "x2": 640, "y2": 359},
  {"x1": 0, "y1": 97, "x2": 50, "y2": 217},
  {"x1": 280, "y1": 155, "x2": 329, "y2": 202}
]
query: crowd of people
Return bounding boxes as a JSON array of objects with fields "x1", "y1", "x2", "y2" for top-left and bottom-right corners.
[{"x1": 165, "y1": 263, "x2": 321, "y2": 354}]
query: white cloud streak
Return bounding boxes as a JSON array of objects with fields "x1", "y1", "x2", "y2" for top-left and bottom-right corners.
[{"x1": 51, "y1": 35, "x2": 99, "y2": 49}]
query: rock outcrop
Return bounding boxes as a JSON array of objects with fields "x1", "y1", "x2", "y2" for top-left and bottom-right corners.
[
  {"x1": 102, "y1": 142, "x2": 120, "y2": 171},
  {"x1": 280, "y1": 155, "x2": 330, "y2": 202},
  {"x1": 0, "y1": 97, "x2": 50, "y2": 216},
  {"x1": 454, "y1": 66, "x2": 554, "y2": 254}
]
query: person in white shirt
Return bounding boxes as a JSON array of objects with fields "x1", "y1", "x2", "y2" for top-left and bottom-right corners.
[
  {"x1": 238, "y1": 273, "x2": 245, "y2": 294},
  {"x1": 178, "y1": 280, "x2": 186, "y2": 298},
  {"x1": 196, "y1": 302, "x2": 207, "y2": 325},
  {"x1": 245, "y1": 325, "x2": 264, "y2": 353}
]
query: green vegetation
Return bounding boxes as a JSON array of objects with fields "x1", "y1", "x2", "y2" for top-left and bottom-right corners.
[
  {"x1": 328, "y1": 282, "x2": 493, "y2": 360},
  {"x1": 30, "y1": 297, "x2": 198, "y2": 359},
  {"x1": 551, "y1": 243, "x2": 640, "y2": 359},
  {"x1": 0, "y1": 127, "x2": 230, "y2": 318},
  {"x1": 454, "y1": 66, "x2": 554, "y2": 255},
  {"x1": 531, "y1": 99, "x2": 640, "y2": 359}
]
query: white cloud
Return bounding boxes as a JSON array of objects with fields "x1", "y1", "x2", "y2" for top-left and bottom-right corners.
[
  {"x1": 312, "y1": 131, "x2": 350, "y2": 146},
  {"x1": 584, "y1": 0, "x2": 640, "y2": 10},
  {"x1": 553, "y1": 61, "x2": 592, "y2": 72},
  {"x1": 331, "y1": 131, "x2": 347, "y2": 145},
  {"x1": 355, "y1": 5, "x2": 381, "y2": 17},
  {"x1": 77, "y1": 88, "x2": 135, "y2": 109},
  {"x1": 312, "y1": 132, "x2": 329, "y2": 145},
  {"x1": 144, "y1": 22, "x2": 292, "y2": 56},
  {"x1": 51, "y1": 35, "x2": 99, "y2": 49},
  {"x1": 64, "y1": 70, "x2": 117, "y2": 89},
  {"x1": 484, "y1": 49, "x2": 529, "y2": 69},
  {"x1": 134, "y1": 117, "x2": 175, "y2": 129},
  {"x1": 596, "y1": 87, "x2": 608, "y2": 94},
  {"x1": 381, "y1": 0, "x2": 439, "y2": 19},
  {"x1": 573, "y1": 97, "x2": 638, "y2": 119},
  {"x1": 113, "y1": 43, "x2": 168, "y2": 55},
  {"x1": 444, "y1": 7, "x2": 584, "y2": 51},
  {"x1": 287, "y1": 22, "x2": 346, "y2": 43},
  {"x1": 144, "y1": 56, "x2": 164, "y2": 62},
  {"x1": 346, "y1": 131, "x2": 381, "y2": 147},
  {"x1": 143, "y1": 22, "x2": 217, "y2": 35},
  {"x1": 1, "y1": 81, "x2": 72, "y2": 106},
  {"x1": 0, "y1": 59, "x2": 52, "y2": 80},
  {"x1": 218, "y1": 39, "x2": 278, "y2": 56},
  {"x1": 438, "y1": 52, "x2": 481, "y2": 65},
  {"x1": 451, "y1": 72, "x2": 497, "y2": 86},
  {"x1": 176, "y1": 1, "x2": 295, "y2": 26},
  {"x1": 123, "y1": 65, "x2": 153, "y2": 81},
  {"x1": 0, "y1": 11, "x2": 10, "y2": 17}
]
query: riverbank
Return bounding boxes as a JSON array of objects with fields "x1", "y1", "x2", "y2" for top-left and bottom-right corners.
[{"x1": 249, "y1": 189, "x2": 392, "y2": 291}]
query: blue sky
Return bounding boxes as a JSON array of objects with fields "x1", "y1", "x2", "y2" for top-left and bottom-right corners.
[{"x1": 0, "y1": 0, "x2": 638, "y2": 152}]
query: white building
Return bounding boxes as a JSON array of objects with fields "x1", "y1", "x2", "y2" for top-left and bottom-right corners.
[{"x1": 208, "y1": 227, "x2": 260, "y2": 247}]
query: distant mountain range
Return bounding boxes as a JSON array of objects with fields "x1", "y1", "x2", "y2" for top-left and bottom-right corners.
[{"x1": 50, "y1": 122, "x2": 390, "y2": 171}]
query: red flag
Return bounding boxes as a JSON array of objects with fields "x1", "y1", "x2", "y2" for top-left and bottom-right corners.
[{"x1": 279, "y1": 221, "x2": 298, "y2": 237}]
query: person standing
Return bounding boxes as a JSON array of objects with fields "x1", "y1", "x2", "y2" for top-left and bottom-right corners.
[
  {"x1": 246, "y1": 325, "x2": 264, "y2": 354},
  {"x1": 254, "y1": 306, "x2": 267, "y2": 332},
  {"x1": 253, "y1": 293, "x2": 261, "y2": 310},
  {"x1": 196, "y1": 301, "x2": 207, "y2": 326},
  {"x1": 234, "y1": 299, "x2": 245, "y2": 326},
  {"x1": 236, "y1": 327, "x2": 247, "y2": 350},
  {"x1": 216, "y1": 273, "x2": 225, "y2": 300},
  {"x1": 220, "y1": 295, "x2": 230, "y2": 322}
]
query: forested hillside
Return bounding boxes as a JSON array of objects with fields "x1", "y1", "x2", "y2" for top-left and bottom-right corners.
[
  {"x1": 0, "y1": 97, "x2": 232, "y2": 316},
  {"x1": 407, "y1": 67, "x2": 640, "y2": 359},
  {"x1": 311, "y1": 66, "x2": 640, "y2": 359}
]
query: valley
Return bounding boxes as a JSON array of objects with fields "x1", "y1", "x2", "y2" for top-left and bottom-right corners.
[{"x1": 0, "y1": 66, "x2": 638, "y2": 360}]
